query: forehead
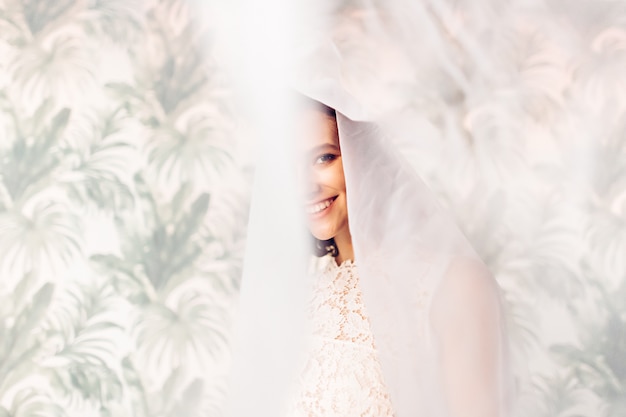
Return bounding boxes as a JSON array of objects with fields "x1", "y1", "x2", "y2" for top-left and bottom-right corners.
[{"x1": 294, "y1": 107, "x2": 340, "y2": 152}]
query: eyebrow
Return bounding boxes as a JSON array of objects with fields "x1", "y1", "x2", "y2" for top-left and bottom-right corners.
[{"x1": 310, "y1": 143, "x2": 340, "y2": 154}]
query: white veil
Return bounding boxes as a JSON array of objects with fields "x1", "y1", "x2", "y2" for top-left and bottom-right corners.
[{"x1": 220, "y1": 1, "x2": 514, "y2": 416}]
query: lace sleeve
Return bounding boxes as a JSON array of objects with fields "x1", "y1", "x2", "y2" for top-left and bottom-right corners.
[{"x1": 430, "y1": 257, "x2": 511, "y2": 417}]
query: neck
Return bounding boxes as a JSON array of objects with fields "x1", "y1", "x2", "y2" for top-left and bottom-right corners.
[{"x1": 334, "y1": 226, "x2": 354, "y2": 264}]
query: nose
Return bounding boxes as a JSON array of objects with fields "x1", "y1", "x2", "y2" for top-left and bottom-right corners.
[
  {"x1": 306, "y1": 177, "x2": 321, "y2": 202},
  {"x1": 297, "y1": 164, "x2": 321, "y2": 203}
]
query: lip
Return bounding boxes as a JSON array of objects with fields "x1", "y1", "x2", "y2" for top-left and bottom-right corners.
[{"x1": 306, "y1": 196, "x2": 338, "y2": 218}]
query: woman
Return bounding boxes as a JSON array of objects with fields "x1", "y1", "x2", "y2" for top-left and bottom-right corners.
[
  {"x1": 287, "y1": 99, "x2": 394, "y2": 416},
  {"x1": 274, "y1": 97, "x2": 511, "y2": 417},
  {"x1": 282, "y1": 99, "x2": 393, "y2": 417}
]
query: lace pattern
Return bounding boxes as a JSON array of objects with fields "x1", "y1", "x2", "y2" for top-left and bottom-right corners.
[{"x1": 287, "y1": 257, "x2": 395, "y2": 417}]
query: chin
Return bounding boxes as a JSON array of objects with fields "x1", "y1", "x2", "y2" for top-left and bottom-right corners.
[
  {"x1": 310, "y1": 225, "x2": 336, "y2": 242},
  {"x1": 311, "y1": 231, "x2": 334, "y2": 242}
]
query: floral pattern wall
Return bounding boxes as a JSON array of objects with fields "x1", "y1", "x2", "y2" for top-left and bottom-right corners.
[{"x1": 0, "y1": 1, "x2": 624, "y2": 417}]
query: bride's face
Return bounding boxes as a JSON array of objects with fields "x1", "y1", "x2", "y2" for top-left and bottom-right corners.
[{"x1": 297, "y1": 107, "x2": 349, "y2": 241}]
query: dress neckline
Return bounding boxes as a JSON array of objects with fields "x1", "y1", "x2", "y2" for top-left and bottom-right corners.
[{"x1": 328, "y1": 255, "x2": 356, "y2": 270}]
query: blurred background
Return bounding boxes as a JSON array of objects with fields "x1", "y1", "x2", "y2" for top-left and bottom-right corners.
[{"x1": 0, "y1": 0, "x2": 624, "y2": 416}]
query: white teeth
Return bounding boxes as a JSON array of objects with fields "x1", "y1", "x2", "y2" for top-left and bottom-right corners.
[{"x1": 307, "y1": 198, "x2": 334, "y2": 214}]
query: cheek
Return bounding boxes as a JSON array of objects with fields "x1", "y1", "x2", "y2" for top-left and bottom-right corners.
[{"x1": 327, "y1": 162, "x2": 346, "y2": 191}]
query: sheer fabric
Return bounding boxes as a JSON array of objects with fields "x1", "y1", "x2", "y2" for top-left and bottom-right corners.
[
  {"x1": 334, "y1": 115, "x2": 511, "y2": 417},
  {"x1": 228, "y1": 120, "x2": 512, "y2": 415},
  {"x1": 223, "y1": 0, "x2": 513, "y2": 416},
  {"x1": 228, "y1": 88, "x2": 512, "y2": 417}
]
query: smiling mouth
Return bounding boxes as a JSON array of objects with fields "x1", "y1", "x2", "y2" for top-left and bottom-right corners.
[{"x1": 306, "y1": 196, "x2": 337, "y2": 215}]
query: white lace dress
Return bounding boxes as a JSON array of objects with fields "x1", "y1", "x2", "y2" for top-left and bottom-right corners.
[{"x1": 287, "y1": 256, "x2": 395, "y2": 417}]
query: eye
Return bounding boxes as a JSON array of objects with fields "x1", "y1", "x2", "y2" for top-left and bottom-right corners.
[{"x1": 314, "y1": 153, "x2": 337, "y2": 165}]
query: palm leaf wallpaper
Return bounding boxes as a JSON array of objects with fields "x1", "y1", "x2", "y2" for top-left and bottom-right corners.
[
  {"x1": 0, "y1": 1, "x2": 246, "y2": 415},
  {"x1": 0, "y1": 0, "x2": 624, "y2": 416}
]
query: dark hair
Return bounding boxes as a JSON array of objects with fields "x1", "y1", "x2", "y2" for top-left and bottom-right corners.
[
  {"x1": 296, "y1": 95, "x2": 337, "y2": 120},
  {"x1": 313, "y1": 237, "x2": 339, "y2": 257}
]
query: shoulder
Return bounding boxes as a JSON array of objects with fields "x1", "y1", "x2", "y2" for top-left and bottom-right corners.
[
  {"x1": 426, "y1": 257, "x2": 510, "y2": 417},
  {"x1": 429, "y1": 256, "x2": 503, "y2": 336}
]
